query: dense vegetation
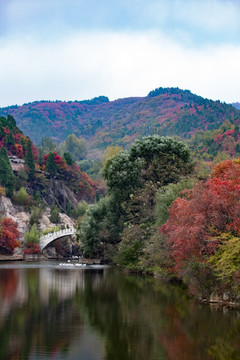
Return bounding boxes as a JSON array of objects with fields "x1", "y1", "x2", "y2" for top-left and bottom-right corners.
[
  {"x1": 77, "y1": 134, "x2": 240, "y2": 301},
  {"x1": 0, "y1": 115, "x2": 98, "y2": 254},
  {"x1": 1, "y1": 88, "x2": 240, "y2": 302},
  {"x1": 78, "y1": 135, "x2": 193, "y2": 261},
  {"x1": 0, "y1": 88, "x2": 239, "y2": 151}
]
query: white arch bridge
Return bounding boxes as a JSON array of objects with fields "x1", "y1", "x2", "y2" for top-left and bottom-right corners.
[{"x1": 39, "y1": 228, "x2": 76, "y2": 251}]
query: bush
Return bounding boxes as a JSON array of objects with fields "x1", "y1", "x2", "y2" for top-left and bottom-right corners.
[
  {"x1": 24, "y1": 243, "x2": 41, "y2": 255},
  {"x1": 14, "y1": 187, "x2": 28, "y2": 205},
  {"x1": 29, "y1": 207, "x2": 43, "y2": 226}
]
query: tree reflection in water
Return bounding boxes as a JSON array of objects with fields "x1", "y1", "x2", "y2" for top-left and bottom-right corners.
[{"x1": 0, "y1": 264, "x2": 239, "y2": 360}]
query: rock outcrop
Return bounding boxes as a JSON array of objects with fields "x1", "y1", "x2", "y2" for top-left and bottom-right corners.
[
  {"x1": 0, "y1": 196, "x2": 75, "y2": 242},
  {"x1": 27, "y1": 178, "x2": 79, "y2": 212}
]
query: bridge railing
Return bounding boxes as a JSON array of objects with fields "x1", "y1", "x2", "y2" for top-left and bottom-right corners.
[{"x1": 39, "y1": 228, "x2": 76, "y2": 250}]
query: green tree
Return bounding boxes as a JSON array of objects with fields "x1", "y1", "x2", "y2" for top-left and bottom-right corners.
[
  {"x1": 19, "y1": 137, "x2": 26, "y2": 151},
  {"x1": 50, "y1": 204, "x2": 60, "y2": 223},
  {"x1": 209, "y1": 233, "x2": 240, "y2": 290},
  {"x1": 46, "y1": 152, "x2": 57, "y2": 177},
  {"x1": 80, "y1": 136, "x2": 192, "y2": 262},
  {"x1": 102, "y1": 145, "x2": 123, "y2": 166},
  {"x1": 25, "y1": 140, "x2": 35, "y2": 179},
  {"x1": 5, "y1": 130, "x2": 15, "y2": 148},
  {"x1": 0, "y1": 147, "x2": 15, "y2": 197},
  {"x1": 155, "y1": 178, "x2": 196, "y2": 226},
  {"x1": 25, "y1": 224, "x2": 40, "y2": 246},
  {"x1": 14, "y1": 187, "x2": 28, "y2": 205},
  {"x1": 29, "y1": 207, "x2": 43, "y2": 227},
  {"x1": 63, "y1": 152, "x2": 73, "y2": 166},
  {"x1": 59, "y1": 134, "x2": 87, "y2": 161},
  {"x1": 67, "y1": 202, "x2": 72, "y2": 216},
  {"x1": 0, "y1": 124, "x2": 4, "y2": 140},
  {"x1": 38, "y1": 137, "x2": 57, "y2": 164}
]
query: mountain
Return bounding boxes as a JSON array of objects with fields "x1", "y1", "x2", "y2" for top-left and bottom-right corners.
[
  {"x1": 1, "y1": 88, "x2": 239, "y2": 151},
  {"x1": 232, "y1": 102, "x2": 240, "y2": 110},
  {"x1": 190, "y1": 120, "x2": 240, "y2": 160},
  {"x1": 0, "y1": 115, "x2": 98, "y2": 210}
]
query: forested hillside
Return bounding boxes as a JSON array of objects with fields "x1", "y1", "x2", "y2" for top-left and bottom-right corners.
[
  {"x1": 0, "y1": 115, "x2": 98, "y2": 210},
  {"x1": 1, "y1": 88, "x2": 239, "y2": 151},
  {"x1": 78, "y1": 134, "x2": 240, "y2": 303}
]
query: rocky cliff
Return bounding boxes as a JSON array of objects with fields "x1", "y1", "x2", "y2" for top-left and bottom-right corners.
[{"x1": 0, "y1": 195, "x2": 74, "y2": 242}]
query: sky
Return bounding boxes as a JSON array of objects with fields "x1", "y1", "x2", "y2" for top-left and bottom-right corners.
[{"x1": 0, "y1": 0, "x2": 240, "y2": 107}]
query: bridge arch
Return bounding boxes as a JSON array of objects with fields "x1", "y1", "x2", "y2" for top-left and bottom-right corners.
[{"x1": 39, "y1": 228, "x2": 76, "y2": 251}]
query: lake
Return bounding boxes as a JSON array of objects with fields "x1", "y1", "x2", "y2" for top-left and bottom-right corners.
[{"x1": 0, "y1": 260, "x2": 239, "y2": 360}]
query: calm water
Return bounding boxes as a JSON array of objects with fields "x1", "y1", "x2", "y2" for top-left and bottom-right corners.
[{"x1": 0, "y1": 261, "x2": 239, "y2": 360}]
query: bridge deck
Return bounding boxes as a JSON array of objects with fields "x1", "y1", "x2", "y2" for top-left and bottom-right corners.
[{"x1": 39, "y1": 228, "x2": 76, "y2": 251}]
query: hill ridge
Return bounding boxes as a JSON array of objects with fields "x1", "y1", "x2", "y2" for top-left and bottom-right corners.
[{"x1": 0, "y1": 87, "x2": 239, "y2": 150}]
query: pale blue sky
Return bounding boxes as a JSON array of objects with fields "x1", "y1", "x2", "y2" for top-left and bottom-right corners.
[{"x1": 1, "y1": 0, "x2": 240, "y2": 106}]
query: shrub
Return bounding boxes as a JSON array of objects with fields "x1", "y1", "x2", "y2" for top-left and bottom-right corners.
[
  {"x1": 14, "y1": 187, "x2": 28, "y2": 205},
  {"x1": 29, "y1": 207, "x2": 43, "y2": 226}
]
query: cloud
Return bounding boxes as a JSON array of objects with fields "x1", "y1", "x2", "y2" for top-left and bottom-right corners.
[
  {"x1": 2, "y1": 0, "x2": 240, "y2": 45},
  {"x1": 0, "y1": 30, "x2": 240, "y2": 106}
]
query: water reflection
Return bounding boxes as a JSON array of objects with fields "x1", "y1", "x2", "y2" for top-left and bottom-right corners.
[{"x1": 0, "y1": 262, "x2": 239, "y2": 360}]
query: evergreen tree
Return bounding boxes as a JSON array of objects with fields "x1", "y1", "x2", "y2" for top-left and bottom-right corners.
[
  {"x1": 46, "y1": 152, "x2": 57, "y2": 176},
  {"x1": 7, "y1": 115, "x2": 16, "y2": 129},
  {"x1": 19, "y1": 137, "x2": 26, "y2": 151},
  {"x1": 63, "y1": 152, "x2": 73, "y2": 166},
  {"x1": 67, "y1": 202, "x2": 72, "y2": 216},
  {"x1": 5, "y1": 130, "x2": 15, "y2": 148},
  {"x1": 0, "y1": 124, "x2": 4, "y2": 140},
  {"x1": 50, "y1": 204, "x2": 60, "y2": 223},
  {"x1": 0, "y1": 147, "x2": 15, "y2": 197},
  {"x1": 25, "y1": 140, "x2": 35, "y2": 179}
]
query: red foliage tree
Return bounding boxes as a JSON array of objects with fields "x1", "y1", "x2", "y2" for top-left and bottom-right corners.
[
  {"x1": 0, "y1": 218, "x2": 21, "y2": 255},
  {"x1": 161, "y1": 159, "x2": 240, "y2": 272}
]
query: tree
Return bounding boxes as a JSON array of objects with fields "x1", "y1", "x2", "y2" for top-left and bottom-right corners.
[
  {"x1": 50, "y1": 204, "x2": 60, "y2": 223},
  {"x1": 102, "y1": 145, "x2": 123, "y2": 166},
  {"x1": 63, "y1": 152, "x2": 73, "y2": 166},
  {"x1": 0, "y1": 124, "x2": 4, "y2": 139},
  {"x1": 103, "y1": 150, "x2": 143, "y2": 201},
  {"x1": 80, "y1": 135, "x2": 193, "y2": 261},
  {"x1": 155, "y1": 178, "x2": 196, "y2": 226},
  {"x1": 25, "y1": 140, "x2": 35, "y2": 179},
  {"x1": 161, "y1": 159, "x2": 240, "y2": 276},
  {"x1": 59, "y1": 134, "x2": 87, "y2": 161},
  {"x1": 0, "y1": 218, "x2": 20, "y2": 254},
  {"x1": 5, "y1": 130, "x2": 15, "y2": 148},
  {"x1": 19, "y1": 136, "x2": 26, "y2": 151},
  {"x1": 14, "y1": 187, "x2": 28, "y2": 205},
  {"x1": 209, "y1": 233, "x2": 240, "y2": 289},
  {"x1": 38, "y1": 136, "x2": 57, "y2": 164},
  {"x1": 25, "y1": 224, "x2": 40, "y2": 246},
  {"x1": 24, "y1": 224, "x2": 41, "y2": 254},
  {"x1": 46, "y1": 152, "x2": 57, "y2": 176},
  {"x1": 0, "y1": 147, "x2": 15, "y2": 197}
]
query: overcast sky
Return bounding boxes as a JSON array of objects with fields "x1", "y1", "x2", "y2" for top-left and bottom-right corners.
[{"x1": 0, "y1": 0, "x2": 240, "y2": 107}]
